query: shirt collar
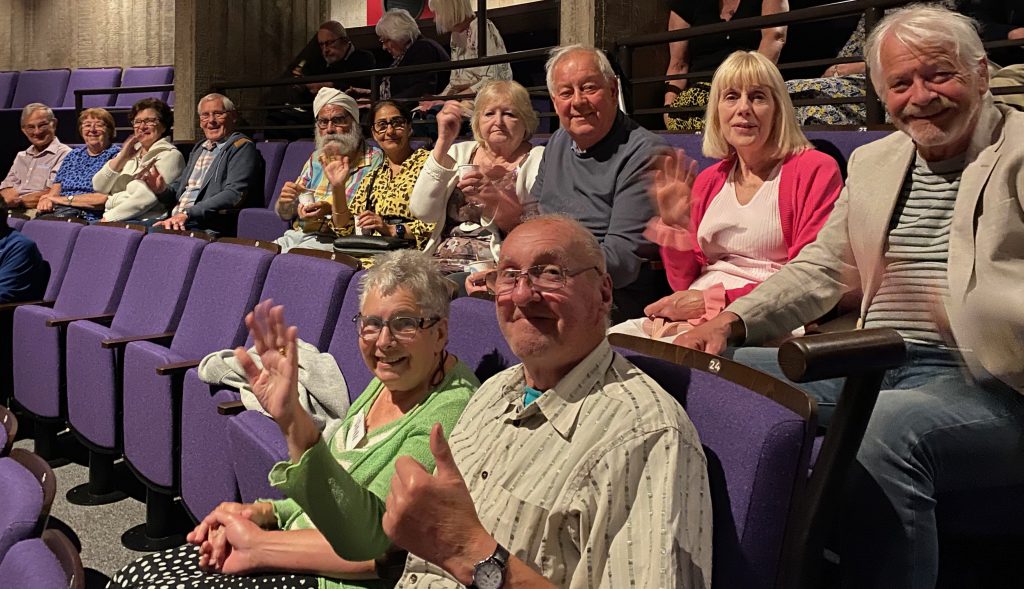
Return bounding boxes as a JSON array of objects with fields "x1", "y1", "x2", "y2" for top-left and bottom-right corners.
[
  {"x1": 26, "y1": 138, "x2": 62, "y2": 156},
  {"x1": 491, "y1": 340, "x2": 615, "y2": 441}
]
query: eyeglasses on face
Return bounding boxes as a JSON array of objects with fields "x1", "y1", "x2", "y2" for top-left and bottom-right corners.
[
  {"x1": 131, "y1": 117, "x2": 161, "y2": 128},
  {"x1": 372, "y1": 116, "x2": 408, "y2": 133},
  {"x1": 485, "y1": 264, "x2": 601, "y2": 295},
  {"x1": 199, "y1": 110, "x2": 229, "y2": 122},
  {"x1": 315, "y1": 115, "x2": 352, "y2": 129},
  {"x1": 354, "y1": 314, "x2": 440, "y2": 342},
  {"x1": 22, "y1": 121, "x2": 53, "y2": 132},
  {"x1": 318, "y1": 37, "x2": 344, "y2": 49}
]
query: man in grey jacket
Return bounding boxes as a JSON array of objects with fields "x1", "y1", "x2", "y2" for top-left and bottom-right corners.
[
  {"x1": 677, "y1": 6, "x2": 1024, "y2": 588},
  {"x1": 149, "y1": 93, "x2": 264, "y2": 235}
]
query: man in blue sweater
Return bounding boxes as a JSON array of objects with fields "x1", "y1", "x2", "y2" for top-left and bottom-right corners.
[
  {"x1": 0, "y1": 204, "x2": 47, "y2": 303},
  {"x1": 532, "y1": 45, "x2": 668, "y2": 321},
  {"x1": 148, "y1": 93, "x2": 264, "y2": 236}
]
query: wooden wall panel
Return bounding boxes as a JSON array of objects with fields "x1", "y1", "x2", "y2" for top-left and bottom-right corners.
[{"x1": 0, "y1": 0, "x2": 174, "y2": 70}]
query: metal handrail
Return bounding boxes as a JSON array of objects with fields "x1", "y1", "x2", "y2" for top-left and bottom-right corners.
[{"x1": 73, "y1": 83, "x2": 175, "y2": 112}]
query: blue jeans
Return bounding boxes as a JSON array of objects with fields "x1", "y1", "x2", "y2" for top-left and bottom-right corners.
[{"x1": 730, "y1": 344, "x2": 1024, "y2": 588}]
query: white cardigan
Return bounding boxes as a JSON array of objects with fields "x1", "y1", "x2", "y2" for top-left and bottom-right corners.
[
  {"x1": 93, "y1": 136, "x2": 185, "y2": 223},
  {"x1": 409, "y1": 141, "x2": 544, "y2": 258}
]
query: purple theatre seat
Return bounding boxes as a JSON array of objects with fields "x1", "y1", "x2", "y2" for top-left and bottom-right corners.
[
  {"x1": 0, "y1": 449, "x2": 56, "y2": 562},
  {"x1": 610, "y1": 334, "x2": 816, "y2": 589},
  {"x1": 227, "y1": 276, "x2": 519, "y2": 505},
  {"x1": 0, "y1": 529, "x2": 83, "y2": 589},
  {"x1": 180, "y1": 251, "x2": 354, "y2": 520},
  {"x1": 236, "y1": 140, "x2": 315, "y2": 241},
  {"x1": 0, "y1": 72, "x2": 18, "y2": 109},
  {"x1": 120, "y1": 241, "x2": 275, "y2": 550},
  {"x1": 6, "y1": 216, "x2": 26, "y2": 231},
  {"x1": 254, "y1": 141, "x2": 287, "y2": 206},
  {"x1": 114, "y1": 66, "x2": 174, "y2": 107},
  {"x1": 12, "y1": 225, "x2": 142, "y2": 459},
  {"x1": 61, "y1": 67, "x2": 122, "y2": 108},
  {"x1": 8, "y1": 69, "x2": 70, "y2": 110},
  {"x1": 64, "y1": 232, "x2": 207, "y2": 506}
]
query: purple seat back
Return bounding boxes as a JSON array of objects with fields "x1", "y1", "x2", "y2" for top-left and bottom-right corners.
[
  {"x1": 0, "y1": 537, "x2": 69, "y2": 589},
  {"x1": 327, "y1": 270, "x2": 373, "y2": 401},
  {"x1": 9, "y1": 69, "x2": 70, "y2": 109},
  {"x1": 619, "y1": 351, "x2": 812, "y2": 589},
  {"x1": 6, "y1": 216, "x2": 26, "y2": 232},
  {"x1": 61, "y1": 67, "x2": 122, "y2": 108},
  {"x1": 170, "y1": 242, "x2": 274, "y2": 358},
  {"x1": 52, "y1": 225, "x2": 142, "y2": 316},
  {"x1": 255, "y1": 142, "x2": 287, "y2": 206},
  {"x1": 0, "y1": 72, "x2": 18, "y2": 109},
  {"x1": 111, "y1": 233, "x2": 207, "y2": 335},
  {"x1": 115, "y1": 66, "x2": 174, "y2": 107},
  {"x1": 447, "y1": 297, "x2": 517, "y2": 382},
  {"x1": 269, "y1": 140, "x2": 315, "y2": 209},
  {"x1": 227, "y1": 410, "x2": 288, "y2": 502},
  {"x1": 0, "y1": 457, "x2": 44, "y2": 561},
  {"x1": 19, "y1": 220, "x2": 84, "y2": 301}
]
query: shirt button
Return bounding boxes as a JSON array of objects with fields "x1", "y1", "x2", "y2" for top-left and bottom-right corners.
[
  {"x1": 409, "y1": 574, "x2": 418, "y2": 583},
  {"x1": 481, "y1": 471, "x2": 489, "y2": 480}
]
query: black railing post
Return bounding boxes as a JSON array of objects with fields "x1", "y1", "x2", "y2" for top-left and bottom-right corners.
[
  {"x1": 863, "y1": 6, "x2": 884, "y2": 126},
  {"x1": 617, "y1": 44, "x2": 633, "y2": 115},
  {"x1": 477, "y1": 0, "x2": 488, "y2": 59}
]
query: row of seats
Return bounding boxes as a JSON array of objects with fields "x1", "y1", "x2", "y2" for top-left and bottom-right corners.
[
  {"x1": 0, "y1": 66, "x2": 175, "y2": 112},
  {"x1": 234, "y1": 129, "x2": 893, "y2": 242},
  {"x1": 0, "y1": 216, "x2": 900, "y2": 588},
  {"x1": 0, "y1": 439, "x2": 84, "y2": 588}
]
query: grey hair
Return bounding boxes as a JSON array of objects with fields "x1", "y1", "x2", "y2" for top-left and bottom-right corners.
[
  {"x1": 197, "y1": 93, "x2": 235, "y2": 113},
  {"x1": 428, "y1": 0, "x2": 474, "y2": 34},
  {"x1": 375, "y1": 9, "x2": 422, "y2": 45},
  {"x1": 359, "y1": 249, "x2": 453, "y2": 320},
  {"x1": 865, "y1": 4, "x2": 987, "y2": 97},
  {"x1": 21, "y1": 103, "x2": 54, "y2": 126},
  {"x1": 545, "y1": 44, "x2": 616, "y2": 97},
  {"x1": 319, "y1": 20, "x2": 347, "y2": 39}
]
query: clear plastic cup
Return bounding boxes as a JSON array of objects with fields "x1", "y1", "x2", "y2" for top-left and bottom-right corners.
[
  {"x1": 457, "y1": 164, "x2": 480, "y2": 179},
  {"x1": 298, "y1": 190, "x2": 316, "y2": 207}
]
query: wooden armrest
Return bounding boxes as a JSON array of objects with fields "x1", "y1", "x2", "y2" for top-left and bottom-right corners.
[
  {"x1": 101, "y1": 330, "x2": 176, "y2": 349},
  {"x1": 0, "y1": 299, "x2": 53, "y2": 313},
  {"x1": 45, "y1": 312, "x2": 116, "y2": 328},
  {"x1": 778, "y1": 328, "x2": 906, "y2": 383},
  {"x1": 156, "y1": 359, "x2": 201, "y2": 376},
  {"x1": 217, "y1": 400, "x2": 246, "y2": 415}
]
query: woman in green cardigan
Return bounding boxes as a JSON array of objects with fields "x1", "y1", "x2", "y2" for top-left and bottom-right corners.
[{"x1": 109, "y1": 250, "x2": 478, "y2": 589}]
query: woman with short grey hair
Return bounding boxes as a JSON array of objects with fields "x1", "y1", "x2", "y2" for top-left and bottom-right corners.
[{"x1": 374, "y1": 9, "x2": 450, "y2": 101}]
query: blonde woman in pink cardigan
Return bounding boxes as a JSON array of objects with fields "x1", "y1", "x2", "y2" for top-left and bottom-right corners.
[{"x1": 611, "y1": 51, "x2": 843, "y2": 343}]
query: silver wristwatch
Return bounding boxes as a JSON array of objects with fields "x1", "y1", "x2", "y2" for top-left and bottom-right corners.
[{"x1": 470, "y1": 543, "x2": 509, "y2": 589}]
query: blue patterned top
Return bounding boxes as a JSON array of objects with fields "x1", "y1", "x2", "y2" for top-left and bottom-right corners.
[{"x1": 54, "y1": 145, "x2": 121, "y2": 196}]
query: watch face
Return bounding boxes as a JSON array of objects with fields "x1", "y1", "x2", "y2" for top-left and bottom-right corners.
[{"x1": 473, "y1": 560, "x2": 504, "y2": 589}]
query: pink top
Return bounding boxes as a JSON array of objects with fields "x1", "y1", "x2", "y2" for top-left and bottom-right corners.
[{"x1": 647, "y1": 148, "x2": 843, "y2": 305}]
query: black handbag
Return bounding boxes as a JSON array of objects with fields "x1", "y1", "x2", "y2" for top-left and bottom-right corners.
[{"x1": 332, "y1": 234, "x2": 414, "y2": 257}]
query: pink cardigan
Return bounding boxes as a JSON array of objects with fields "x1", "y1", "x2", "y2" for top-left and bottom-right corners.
[{"x1": 656, "y1": 148, "x2": 843, "y2": 303}]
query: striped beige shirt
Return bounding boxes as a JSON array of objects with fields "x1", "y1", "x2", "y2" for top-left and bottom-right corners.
[{"x1": 397, "y1": 340, "x2": 713, "y2": 589}]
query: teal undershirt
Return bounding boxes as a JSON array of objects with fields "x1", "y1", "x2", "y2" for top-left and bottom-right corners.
[{"x1": 524, "y1": 385, "x2": 544, "y2": 407}]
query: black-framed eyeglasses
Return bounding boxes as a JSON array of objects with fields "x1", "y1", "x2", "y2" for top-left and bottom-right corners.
[
  {"x1": 315, "y1": 115, "x2": 352, "y2": 129},
  {"x1": 485, "y1": 264, "x2": 601, "y2": 295},
  {"x1": 372, "y1": 116, "x2": 408, "y2": 133},
  {"x1": 318, "y1": 37, "x2": 344, "y2": 49},
  {"x1": 131, "y1": 117, "x2": 160, "y2": 128},
  {"x1": 353, "y1": 314, "x2": 441, "y2": 342}
]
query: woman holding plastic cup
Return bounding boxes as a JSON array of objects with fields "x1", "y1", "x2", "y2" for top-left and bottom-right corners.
[{"x1": 409, "y1": 80, "x2": 544, "y2": 273}]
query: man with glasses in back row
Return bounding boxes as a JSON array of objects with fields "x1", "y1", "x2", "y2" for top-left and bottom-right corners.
[
  {"x1": 273, "y1": 87, "x2": 383, "y2": 252},
  {"x1": 144, "y1": 93, "x2": 264, "y2": 236},
  {"x1": 1, "y1": 103, "x2": 71, "y2": 217}
]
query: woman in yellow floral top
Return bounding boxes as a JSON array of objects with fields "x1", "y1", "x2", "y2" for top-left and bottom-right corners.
[{"x1": 334, "y1": 101, "x2": 433, "y2": 262}]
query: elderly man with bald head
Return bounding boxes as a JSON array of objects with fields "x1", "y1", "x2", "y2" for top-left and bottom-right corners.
[
  {"x1": 273, "y1": 87, "x2": 384, "y2": 252},
  {"x1": 268, "y1": 214, "x2": 713, "y2": 589}
]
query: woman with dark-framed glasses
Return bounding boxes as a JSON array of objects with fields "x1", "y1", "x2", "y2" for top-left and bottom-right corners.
[
  {"x1": 333, "y1": 101, "x2": 434, "y2": 267},
  {"x1": 109, "y1": 249, "x2": 477, "y2": 589},
  {"x1": 93, "y1": 98, "x2": 184, "y2": 224}
]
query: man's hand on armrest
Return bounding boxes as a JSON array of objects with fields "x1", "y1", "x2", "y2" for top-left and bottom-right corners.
[{"x1": 673, "y1": 311, "x2": 745, "y2": 355}]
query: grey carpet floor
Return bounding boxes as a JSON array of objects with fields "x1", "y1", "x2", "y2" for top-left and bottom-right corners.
[{"x1": 13, "y1": 436, "x2": 168, "y2": 588}]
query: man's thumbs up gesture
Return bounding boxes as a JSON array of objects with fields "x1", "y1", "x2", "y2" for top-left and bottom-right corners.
[{"x1": 383, "y1": 422, "x2": 496, "y2": 585}]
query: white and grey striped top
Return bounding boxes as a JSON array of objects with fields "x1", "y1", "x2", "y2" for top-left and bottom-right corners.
[
  {"x1": 864, "y1": 153, "x2": 966, "y2": 345},
  {"x1": 396, "y1": 340, "x2": 713, "y2": 589}
]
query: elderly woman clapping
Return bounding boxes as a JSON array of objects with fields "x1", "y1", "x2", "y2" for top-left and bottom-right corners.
[
  {"x1": 93, "y1": 98, "x2": 184, "y2": 224},
  {"x1": 410, "y1": 80, "x2": 543, "y2": 274},
  {"x1": 108, "y1": 250, "x2": 477, "y2": 589},
  {"x1": 612, "y1": 51, "x2": 843, "y2": 342},
  {"x1": 36, "y1": 108, "x2": 120, "y2": 221}
]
